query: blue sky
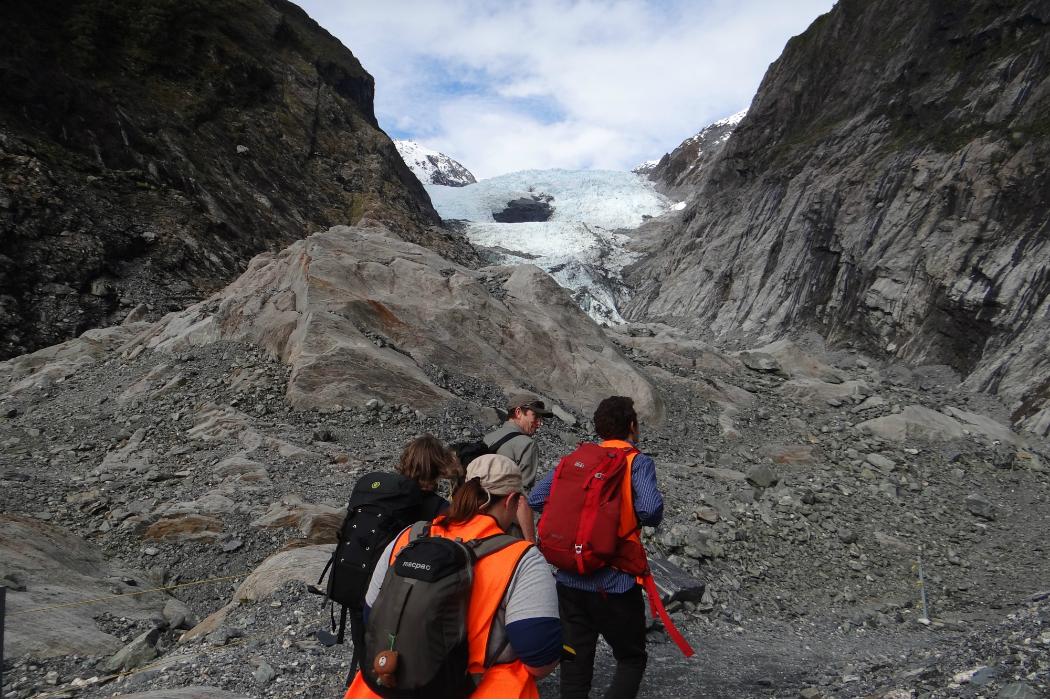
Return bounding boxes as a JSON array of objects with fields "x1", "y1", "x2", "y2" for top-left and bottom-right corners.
[{"x1": 296, "y1": 0, "x2": 836, "y2": 178}]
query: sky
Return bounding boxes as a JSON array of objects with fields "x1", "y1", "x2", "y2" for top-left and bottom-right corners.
[{"x1": 296, "y1": 0, "x2": 836, "y2": 179}]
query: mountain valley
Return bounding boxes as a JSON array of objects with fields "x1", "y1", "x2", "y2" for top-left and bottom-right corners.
[{"x1": 1, "y1": 0, "x2": 1049, "y2": 698}]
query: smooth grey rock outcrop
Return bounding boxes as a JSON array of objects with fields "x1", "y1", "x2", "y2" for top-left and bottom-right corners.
[
  {"x1": 856, "y1": 404, "x2": 1021, "y2": 444},
  {"x1": 492, "y1": 196, "x2": 554, "y2": 223},
  {"x1": 0, "y1": 323, "x2": 151, "y2": 397},
  {"x1": 182, "y1": 545, "x2": 333, "y2": 642},
  {"x1": 625, "y1": 0, "x2": 1050, "y2": 435},
  {"x1": 127, "y1": 224, "x2": 663, "y2": 421},
  {"x1": 1, "y1": 514, "x2": 173, "y2": 659}
]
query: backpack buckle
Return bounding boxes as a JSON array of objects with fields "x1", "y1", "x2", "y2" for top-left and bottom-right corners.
[
  {"x1": 574, "y1": 544, "x2": 583, "y2": 554},
  {"x1": 594, "y1": 472, "x2": 604, "y2": 480}
]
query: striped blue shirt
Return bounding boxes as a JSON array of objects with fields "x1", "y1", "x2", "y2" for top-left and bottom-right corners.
[{"x1": 528, "y1": 441, "x2": 664, "y2": 593}]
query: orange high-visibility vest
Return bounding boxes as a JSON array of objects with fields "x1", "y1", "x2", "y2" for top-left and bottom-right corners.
[
  {"x1": 601, "y1": 438, "x2": 645, "y2": 579},
  {"x1": 603, "y1": 440, "x2": 695, "y2": 657},
  {"x1": 344, "y1": 514, "x2": 538, "y2": 699}
]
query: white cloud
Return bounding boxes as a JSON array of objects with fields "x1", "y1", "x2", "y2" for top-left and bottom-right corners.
[{"x1": 297, "y1": 0, "x2": 837, "y2": 178}]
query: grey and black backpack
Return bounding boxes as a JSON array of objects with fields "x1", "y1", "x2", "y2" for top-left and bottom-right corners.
[
  {"x1": 361, "y1": 522, "x2": 521, "y2": 698},
  {"x1": 450, "y1": 430, "x2": 524, "y2": 471},
  {"x1": 315, "y1": 472, "x2": 424, "y2": 647}
]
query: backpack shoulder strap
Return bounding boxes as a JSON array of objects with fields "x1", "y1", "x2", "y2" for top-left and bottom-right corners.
[
  {"x1": 488, "y1": 431, "x2": 525, "y2": 453},
  {"x1": 469, "y1": 533, "x2": 526, "y2": 560},
  {"x1": 407, "y1": 520, "x2": 431, "y2": 541}
]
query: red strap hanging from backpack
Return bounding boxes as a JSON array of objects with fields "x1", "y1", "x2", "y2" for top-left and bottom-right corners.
[{"x1": 641, "y1": 572, "x2": 694, "y2": 657}]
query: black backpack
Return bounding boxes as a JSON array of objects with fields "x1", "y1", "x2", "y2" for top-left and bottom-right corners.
[
  {"x1": 361, "y1": 522, "x2": 521, "y2": 698},
  {"x1": 315, "y1": 472, "x2": 424, "y2": 646},
  {"x1": 451, "y1": 431, "x2": 524, "y2": 469}
]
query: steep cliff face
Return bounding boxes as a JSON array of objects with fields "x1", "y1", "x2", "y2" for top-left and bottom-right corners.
[
  {"x1": 0, "y1": 0, "x2": 446, "y2": 359},
  {"x1": 626, "y1": 0, "x2": 1050, "y2": 434}
]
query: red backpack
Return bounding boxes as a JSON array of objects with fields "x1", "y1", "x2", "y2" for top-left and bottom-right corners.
[
  {"x1": 537, "y1": 441, "x2": 697, "y2": 659},
  {"x1": 536, "y1": 442, "x2": 647, "y2": 576}
]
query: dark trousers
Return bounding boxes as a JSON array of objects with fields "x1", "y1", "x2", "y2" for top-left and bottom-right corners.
[{"x1": 557, "y1": 583, "x2": 648, "y2": 698}]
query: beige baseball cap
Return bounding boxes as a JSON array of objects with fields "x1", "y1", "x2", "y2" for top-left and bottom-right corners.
[{"x1": 466, "y1": 453, "x2": 524, "y2": 496}]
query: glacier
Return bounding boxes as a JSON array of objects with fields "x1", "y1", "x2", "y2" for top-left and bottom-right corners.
[{"x1": 425, "y1": 169, "x2": 672, "y2": 325}]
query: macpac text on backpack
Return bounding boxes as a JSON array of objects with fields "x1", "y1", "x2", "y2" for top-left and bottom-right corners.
[{"x1": 361, "y1": 522, "x2": 523, "y2": 698}]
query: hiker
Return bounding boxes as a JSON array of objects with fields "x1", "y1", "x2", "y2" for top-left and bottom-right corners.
[
  {"x1": 483, "y1": 393, "x2": 554, "y2": 540},
  {"x1": 344, "y1": 453, "x2": 562, "y2": 699},
  {"x1": 318, "y1": 435, "x2": 461, "y2": 677},
  {"x1": 528, "y1": 396, "x2": 664, "y2": 699},
  {"x1": 396, "y1": 432, "x2": 462, "y2": 518}
]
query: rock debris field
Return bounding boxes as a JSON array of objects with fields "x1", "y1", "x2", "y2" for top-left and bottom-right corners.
[{"x1": 2, "y1": 234, "x2": 1049, "y2": 699}]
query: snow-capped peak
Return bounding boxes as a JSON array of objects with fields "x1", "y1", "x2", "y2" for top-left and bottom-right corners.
[
  {"x1": 639, "y1": 108, "x2": 749, "y2": 192},
  {"x1": 394, "y1": 140, "x2": 477, "y2": 187},
  {"x1": 632, "y1": 159, "x2": 660, "y2": 175},
  {"x1": 683, "y1": 107, "x2": 748, "y2": 149},
  {"x1": 711, "y1": 108, "x2": 748, "y2": 129}
]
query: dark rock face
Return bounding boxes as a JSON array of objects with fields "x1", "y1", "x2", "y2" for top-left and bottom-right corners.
[
  {"x1": 492, "y1": 196, "x2": 554, "y2": 223},
  {"x1": 0, "y1": 0, "x2": 446, "y2": 360},
  {"x1": 626, "y1": 0, "x2": 1050, "y2": 434},
  {"x1": 427, "y1": 158, "x2": 477, "y2": 187},
  {"x1": 645, "y1": 111, "x2": 744, "y2": 198}
]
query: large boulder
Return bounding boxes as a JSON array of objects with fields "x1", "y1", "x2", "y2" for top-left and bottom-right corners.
[
  {"x1": 779, "y1": 378, "x2": 870, "y2": 404},
  {"x1": 608, "y1": 323, "x2": 738, "y2": 373},
  {"x1": 857, "y1": 404, "x2": 1022, "y2": 444},
  {"x1": 739, "y1": 339, "x2": 846, "y2": 383},
  {"x1": 0, "y1": 515, "x2": 173, "y2": 659},
  {"x1": 127, "y1": 225, "x2": 662, "y2": 421},
  {"x1": 182, "y1": 545, "x2": 333, "y2": 641}
]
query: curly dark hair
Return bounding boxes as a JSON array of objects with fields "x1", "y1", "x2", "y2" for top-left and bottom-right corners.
[{"x1": 593, "y1": 396, "x2": 637, "y2": 440}]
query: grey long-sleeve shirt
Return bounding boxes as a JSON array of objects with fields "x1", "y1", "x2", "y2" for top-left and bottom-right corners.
[{"x1": 483, "y1": 421, "x2": 540, "y2": 489}]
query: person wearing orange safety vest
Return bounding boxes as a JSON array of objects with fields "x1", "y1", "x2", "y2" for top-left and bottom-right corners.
[
  {"x1": 344, "y1": 453, "x2": 562, "y2": 699},
  {"x1": 528, "y1": 396, "x2": 665, "y2": 698}
]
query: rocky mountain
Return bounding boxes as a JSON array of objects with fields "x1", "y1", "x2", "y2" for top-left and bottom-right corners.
[
  {"x1": 0, "y1": 0, "x2": 451, "y2": 362},
  {"x1": 394, "y1": 140, "x2": 477, "y2": 187},
  {"x1": 640, "y1": 109, "x2": 747, "y2": 197},
  {"x1": 626, "y1": 0, "x2": 1050, "y2": 436}
]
